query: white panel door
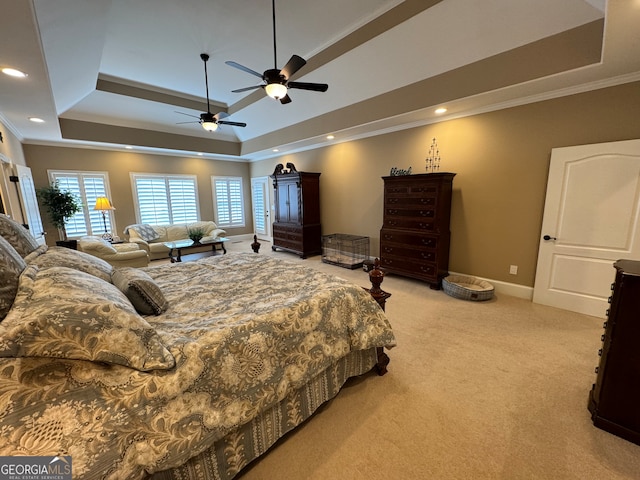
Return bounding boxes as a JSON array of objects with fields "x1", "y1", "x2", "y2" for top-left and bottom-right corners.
[
  {"x1": 533, "y1": 139, "x2": 640, "y2": 317},
  {"x1": 251, "y1": 177, "x2": 271, "y2": 240},
  {"x1": 14, "y1": 164, "x2": 46, "y2": 245}
]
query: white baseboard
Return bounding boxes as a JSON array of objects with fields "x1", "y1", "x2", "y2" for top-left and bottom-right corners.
[{"x1": 449, "y1": 271, "x2": 533, "y2": 300}]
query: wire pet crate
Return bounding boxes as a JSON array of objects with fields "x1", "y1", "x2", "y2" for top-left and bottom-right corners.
[{"x1": 322, "y1": 234, "x2": 370, "y2": 269}]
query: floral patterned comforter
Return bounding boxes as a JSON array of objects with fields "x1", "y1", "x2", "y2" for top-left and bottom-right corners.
[{"x1": 0, "y1": 253, "x2": 396, "y2": 479}]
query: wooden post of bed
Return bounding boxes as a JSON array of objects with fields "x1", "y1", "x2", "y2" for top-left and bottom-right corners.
[{"x1": 364, "y1": 258, "x2": 391, "y2": 376}]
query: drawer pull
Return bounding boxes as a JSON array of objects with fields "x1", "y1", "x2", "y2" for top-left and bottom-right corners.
[
  {"x1": 595, "y1": 366, "x2": 599, "y2": 374},
  {"x1": 598, "y1": 348, "x2": 602, "y2": 356},
  {"x1": 608, "y1": 296, "x2": 612, "y2": 304},
  {"x1": 601, "y1": 334, "x2": 605, "y2": 342}
]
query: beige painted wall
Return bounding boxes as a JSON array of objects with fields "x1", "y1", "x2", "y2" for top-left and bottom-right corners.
[
  {"x1": 250, "y1": 81, "x2": 640, "y2": 287},
  {"x1": 23, "y1": 146, "x2": 253, "y2": 244}
]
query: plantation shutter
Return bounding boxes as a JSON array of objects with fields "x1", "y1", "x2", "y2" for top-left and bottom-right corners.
[
  {"x1": 48, "y1": 172, "x2": 111, "y2": 238},
  {"x1": 132, "y1": 174, "x2": 198, "y2": 225},
  {"x1": 213, "y1": 177, "x2": 245, "y2": 227}
]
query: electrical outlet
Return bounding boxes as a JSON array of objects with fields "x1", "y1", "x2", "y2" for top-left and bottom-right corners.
[{"x1": 509, "y1": 265, "x2": 518, "y2": 275}]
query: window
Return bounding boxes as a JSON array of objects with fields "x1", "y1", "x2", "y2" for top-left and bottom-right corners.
[
  {"x1": 131, "y1": 173, "x2": 198, "y2": 225},
  {"x1": 212, "y1": 176, "x2": 245, "y2": 228},
  {"x1": 48, "y1": 170, "x2": 113, "y2": 238}
]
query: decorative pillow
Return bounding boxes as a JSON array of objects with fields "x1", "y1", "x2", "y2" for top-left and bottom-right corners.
[
  {"x1": 0, "y1": 266, "x2": 175, "y2": 371},
  {"x1": 28, "y1": 246, "x2": 113, "y2": 282},
  {"x1": 111, "y1": 267, "x2": 169, "y2": 315},
  {"x1": 0, "y1": 214, "x2": 39, "y2": 257},
  {"x1": 131, "y1": 224, "x2": 160, "y2": 242},
  {"x1": 0, "y1": 236, "x2": 27, "y2": 320}
]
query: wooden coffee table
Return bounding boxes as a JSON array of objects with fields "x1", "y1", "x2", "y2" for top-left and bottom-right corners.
[{"x1": 164, "y1": 237, "x2": 228, "y2": 263}]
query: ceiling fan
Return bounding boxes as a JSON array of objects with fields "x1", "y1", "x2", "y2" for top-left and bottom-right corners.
[
  {"x1": 176, "y1": 53, "x2": 247, "y2": 132},
  {"x1": 225, "y1": 0, "x2": 328, "y2": 104}
]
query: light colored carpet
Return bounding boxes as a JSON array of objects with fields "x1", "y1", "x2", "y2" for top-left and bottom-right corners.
[{"x1": 165, "y1": 239, "x2": 640, "y2": 479}]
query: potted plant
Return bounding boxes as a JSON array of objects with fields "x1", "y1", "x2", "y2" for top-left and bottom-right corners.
[
  {"x1": 187, "y1": 224, "x2": 206, "y2": 245},
  {"x1": 37, "y1": 182, "x2": 81, "y2": 248}
]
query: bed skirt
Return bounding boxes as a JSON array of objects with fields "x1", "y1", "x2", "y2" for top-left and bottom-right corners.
[{"x1": 148, "y1": 347, "x2": 379, "y2": 480}]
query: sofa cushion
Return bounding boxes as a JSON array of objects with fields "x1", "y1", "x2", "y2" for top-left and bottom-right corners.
[
  {"x1": 0, "y1": 236, "x2": 26, "y2": 320},
  {"x1": 112, "y1": 267, "x2": 169, "y2": 315},
  {"x1": 165, "y1": 224, "x2": 189, "y2": 241},
  {"x1": 79, "y1": 236, "x2": 118, "y2": 254},
  {"x1": 130, "y1": 224, "x2": 160, "y2": 242},
  {"x1": 0, "y1": 214, "x2": 40, "y2": 257},
  {"x1": 0, "y1": 265, "x2": 175, "y2": 371}
]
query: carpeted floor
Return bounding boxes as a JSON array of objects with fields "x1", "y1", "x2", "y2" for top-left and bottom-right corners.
[{"x1": 163, "y1": 239, "x2": 640, "y2": 479}]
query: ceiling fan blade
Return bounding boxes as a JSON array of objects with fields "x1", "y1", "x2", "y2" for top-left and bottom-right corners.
[
  {"x1": 214, "y1": 112, "x2": 230, "y2": 121},
  {"x1": 231, "y1": 85, "x2": 263, "y2": 93},
  {"x1": 218, "y1": 120, "x2": 247, "y2": 127},
  {"x1": 279, "y1": 94, "x2": 292, "y2": 105},
  {"x1": 176, "y1": 121, "x2": 199, "y2": 125},
  {"x1": 175, "y1": 111, "x2": 200, "y2": 119},
  {"x1": 281, "y1": 55, "x2": 306, "y2": 80},
  {"x1": 287, "y1": 81, "x2": 328, "y2": 92},
  {"x1": 225, "y1": 61, "x2": 264, "y2": 79}
]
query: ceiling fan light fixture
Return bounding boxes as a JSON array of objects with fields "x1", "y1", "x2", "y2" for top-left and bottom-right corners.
[
  {"x1": 201, "y1": 121, "x2": 219, "y2": 132},
  {"x1": 265, "y1": 83, "x2": 287, "y2": 100}
]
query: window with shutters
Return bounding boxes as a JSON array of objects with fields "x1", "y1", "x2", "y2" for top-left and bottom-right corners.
[
  {"x1": 212, "y1": 176, "x2": 245, "y2": 228},
  {"x1": 48, "y1": 170, "x2": 113, "y2": 238},
  {"x1": 131, "y1": 173, "x2": 199, "y2": 225}
]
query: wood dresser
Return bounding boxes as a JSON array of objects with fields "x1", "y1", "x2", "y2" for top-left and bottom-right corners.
[
  {"x1": 379, "y1": 172, "x2": 455, "y2": 289},
  {"x1": 588, "y1": 259, "x2": 640, "y2": 446},
  {"x1": 270, "y1": 168, "x2": 321, "y2": 258}
]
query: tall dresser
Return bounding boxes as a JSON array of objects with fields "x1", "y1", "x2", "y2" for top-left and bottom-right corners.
[
  {"x1": 588, "y1": 259, "x2": 640, "y2": 446},
  {"x1": 270, "y1": 169, "x2": 321, "y2": 258},
  {"x1": 379, "y1": 172, "x2": 455, "y2": 289}
]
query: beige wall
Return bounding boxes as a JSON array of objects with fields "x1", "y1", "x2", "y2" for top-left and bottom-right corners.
[
  {"x1": 23, "y1": 146, "x2": 253, "y2": 244},
  {"x1": 250, "y1": 81, "x2": 640, "y2": 287}
]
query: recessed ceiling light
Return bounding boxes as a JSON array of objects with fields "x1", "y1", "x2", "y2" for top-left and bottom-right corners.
[
  {"x1": 273, "y1": 149, "x2": 279, "y2": 152},
  {"x1": 197, "y1": 152, "x2": 203, "y2": 156},
  {"x1": 2, "y1": 68, "x2": 27, "y2": 78},
  {"x1": 125, "y1": 146, "x2": 133, "y2": 149},
  {"x1": 28, "y1": 117, "x2": 44, "y2": 123},
  {"x1": 435, "y1": 107, "x2": 447, "y2": 114},
  {"x1": 326, "y1": 135, "x2": 335, "y2": 140}
]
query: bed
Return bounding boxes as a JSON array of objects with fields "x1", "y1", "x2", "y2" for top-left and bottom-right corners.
[{"x1": 0, "y1": 217, "x2": 396, "y2": 480}]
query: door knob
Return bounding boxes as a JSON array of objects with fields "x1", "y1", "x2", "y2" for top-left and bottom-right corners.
[{"x1": 543, "y1": 235, "x2": 557, "y2": 241}]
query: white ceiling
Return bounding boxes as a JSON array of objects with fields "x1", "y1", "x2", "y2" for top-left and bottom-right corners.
[{"x1": 1, "y1": 0, "x2": 638, "y2": 162}]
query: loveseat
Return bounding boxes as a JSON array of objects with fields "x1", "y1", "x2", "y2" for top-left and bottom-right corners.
[
  {"x1": 78, "y1": 236, "x2": 150, "y2": 267},
  {"x1": 123, "y1": 221, "x2": 226, "y2": 261}
]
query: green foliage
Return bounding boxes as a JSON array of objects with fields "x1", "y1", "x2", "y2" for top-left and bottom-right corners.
[
  {"x1": 187, "y1": 225, "x2": 207, "y2": 243},
  {"x1": 37, "y1": 182, "x2": 81, "y2": 239}
]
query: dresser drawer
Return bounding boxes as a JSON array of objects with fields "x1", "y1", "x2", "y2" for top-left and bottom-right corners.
[
  {"x1": 385, "y1": 184, "x2": 439, "y2": 197},
  {"x1": 385, "y1": 196, "x2": 436, "y2": 207},
  {"x1": 380, "y1": 230, "x2": 438, "y2": 249},
  {"x1": 379, "y1": 255, "x2": 437, "y2": 279},
  {"x1": 381, "y1": 244, "x2": 436, "y2": 262}
]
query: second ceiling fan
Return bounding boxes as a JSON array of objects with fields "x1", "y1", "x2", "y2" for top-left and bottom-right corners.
[{"x1": 226, "y1": 0, "x2": 328, "y2": 104}]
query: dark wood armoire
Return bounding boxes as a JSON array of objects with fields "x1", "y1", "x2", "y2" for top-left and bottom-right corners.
[
  {"x1": 270, "y1": 169, "x2": 321, "y2": 258},
  {"x1": 588, "y1": 259, "x2": 640, "y2": 446},
  {"x1": 379, "y1": 172, "x2": 455, "y2": 289}
]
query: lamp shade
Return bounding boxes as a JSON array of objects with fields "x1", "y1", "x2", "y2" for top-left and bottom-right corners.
[{"x1": 94, "y1": 197, "x2": 115, "y2": 211}]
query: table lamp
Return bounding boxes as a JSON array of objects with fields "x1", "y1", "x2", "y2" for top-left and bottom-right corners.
[{"x1": 94, "y1": 197, "x2": 115, "y2": 241}]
